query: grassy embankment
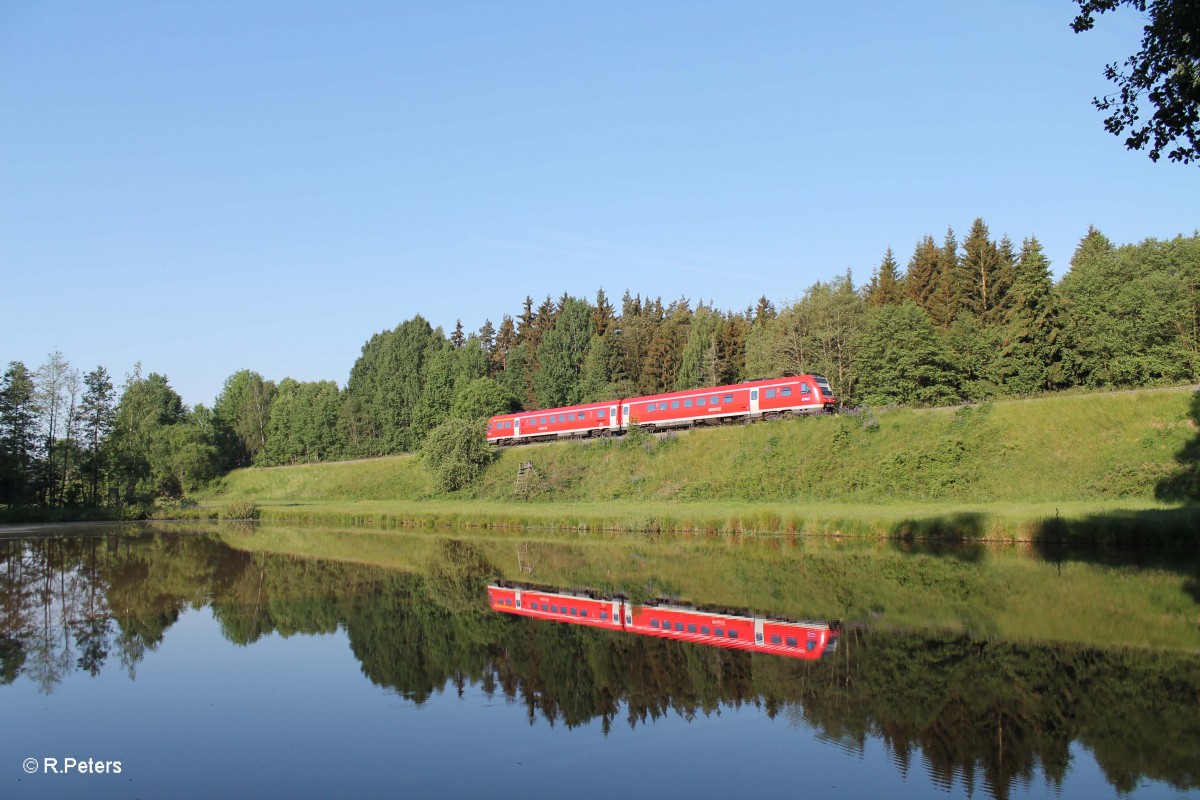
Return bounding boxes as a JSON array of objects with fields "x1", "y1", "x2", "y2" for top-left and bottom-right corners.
[{"x1": 200, "y1": 385, "x2": 1200, "y2": 543}]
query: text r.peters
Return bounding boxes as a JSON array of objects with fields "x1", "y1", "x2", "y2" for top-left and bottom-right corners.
[{"x1": 37, "y1": 758, "x2": 122, "y2": 774}]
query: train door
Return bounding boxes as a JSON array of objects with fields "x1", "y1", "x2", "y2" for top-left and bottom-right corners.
[
  {"x1": 622, "y1": 404, "x2": 631, "y2": 430},
  {"x1": 610, "y1": 599, "x2": 621, "y2": 626},
  {"x1": 750, "y1": 389, "x2": 760, "y2": 418},
  {"x1": 609, "y1": 406, "x2": 618, "y2": 433},
  {"x1": 513, "y1": 418, "x2": 520, "y2": 440},
  {"x1": 514, "y1": 589, "x2": 523, "y2": 609},
  {"x1": 753, "y1": 617, "x2": 765, "y2": 644}
]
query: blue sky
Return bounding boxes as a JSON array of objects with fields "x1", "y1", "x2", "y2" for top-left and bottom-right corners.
[{"x1": 2, "y1": 1, "x2": 1196, "y2": 407}]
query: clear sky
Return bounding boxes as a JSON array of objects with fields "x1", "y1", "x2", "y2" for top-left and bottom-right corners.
[{"x1": 2, "y1": 1, "x2": 1196, "y2": 407}]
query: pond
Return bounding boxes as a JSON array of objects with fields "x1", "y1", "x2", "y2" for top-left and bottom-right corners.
[{"x1": 1, "y1": 523, "x2": 1198, "y2": 799}]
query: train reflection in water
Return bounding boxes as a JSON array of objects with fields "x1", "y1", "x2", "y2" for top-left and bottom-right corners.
[{"x1": 487, "y1": 582, "x2": 839, "y2": 661}]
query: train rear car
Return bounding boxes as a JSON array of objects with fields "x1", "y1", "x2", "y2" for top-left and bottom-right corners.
[{"x1": 488, "y1": 400, "x2": 620, "y2": 445}]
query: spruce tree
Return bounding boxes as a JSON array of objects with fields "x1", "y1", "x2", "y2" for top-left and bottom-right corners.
[
  {"x1": 928, "y1": 226, "x2": 967, "y2": 328},
  {"x1": 998, "y1": 237, "x2": 1067, "y2": 393},
  {"x1": 905, "y1": 235, "x2": 940, "y2": 310},
  {"x1": 867, "y1": 247, "x2": 903, "y2": 306}
]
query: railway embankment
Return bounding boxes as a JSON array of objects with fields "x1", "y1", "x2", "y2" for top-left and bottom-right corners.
[{"x1": 199, "y1": 385, "x2": 1200, "y2": 544}]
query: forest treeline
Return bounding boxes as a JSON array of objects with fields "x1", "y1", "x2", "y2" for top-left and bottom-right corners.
[{"x1": 2, "y1": 223, "x2": 1198, "y2": 507}]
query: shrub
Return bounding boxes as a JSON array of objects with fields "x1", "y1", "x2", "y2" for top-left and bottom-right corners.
[
  {"x1": 421, "y1": 418, "x2": 496, "y2": 492},
  {"x1": 220, "y1": 500, "x2": 260, "y2": 520}
]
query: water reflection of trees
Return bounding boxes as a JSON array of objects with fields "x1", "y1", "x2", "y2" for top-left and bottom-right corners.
[{"x1": 1, "y1": 532, "x2": 1197, "y2": 799}]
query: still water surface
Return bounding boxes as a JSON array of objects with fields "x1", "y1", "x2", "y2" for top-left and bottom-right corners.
[{"x1": 1, "y1": 523, "x2": 1197, "y2": 799}]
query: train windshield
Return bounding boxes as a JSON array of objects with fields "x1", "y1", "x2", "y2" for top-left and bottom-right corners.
[{"x1": 813, "y1": 375, "x2": 833, "y2": 395}]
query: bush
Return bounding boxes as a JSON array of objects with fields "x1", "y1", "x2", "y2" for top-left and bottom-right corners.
[
  {"x1": 420, "y1": 418, "x2": 496, "y2": 492},
  {"x1": 220, "y1": 500, "x2": 260, "y2": 520}
]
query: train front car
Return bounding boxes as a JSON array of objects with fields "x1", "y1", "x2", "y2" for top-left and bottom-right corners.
[{"x1": 809, "y1": 373, "x2": 838, "y2": 412}]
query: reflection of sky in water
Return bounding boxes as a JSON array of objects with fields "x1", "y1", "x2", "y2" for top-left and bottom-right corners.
[{"x1": 3, "y1": 609, "x2": 1192, "y2": 800}]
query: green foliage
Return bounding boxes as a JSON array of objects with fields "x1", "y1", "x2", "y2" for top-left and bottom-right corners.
[
  {"x1": 1072, "y1": 0, "x2": 1200, "y2": 164},
  {"x1": 533, "y1": 297, "x2": 594, "y2": 408},
  {"x1": 0, "y1": 361, "x2": 38, "y2": 505},
  {"x1": 262, "y1": 378, "x2": 343, "y2": 465},
  {"x1": 342, "y1": 316, "x2": 443, "y2": 455},
  {"x1": 220, "y1": 500, "x2": 259, "y2": 520},
  {"x1": 420, "y1": 418, "x2": 496, "y2": 492},
  {"x1": 855, "y1": 302, "x2": 960, "y2": 406},
  {"x1": 212, "y1": 369, "x2": 276, "y2": 470},
  {"x1": 450, "y1": 377, "x2": 517, "y2": 421},
  {"x1": 1060, "y1": 229, "x2": 1199, "y2": 386}
]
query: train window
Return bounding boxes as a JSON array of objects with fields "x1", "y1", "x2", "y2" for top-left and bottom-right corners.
[
  {"x1": 711, "y1": 395, "x2": 719, "y2": 404},
  {"x1": 807, "y1": 641, "x2": 816, "y2": 651},
  {"x1": 558, "y1": 415, "x2": 565, "y2": 423},
  {"x1": 728, "y1": 630, "x2": 739, "y2": 639},
  {"x1": 765, "y1": 389, "x2": 776, "y2": 399},
  {"x1": 786, "y1": 637, "x2": 798, "y2": 647},
  {"x1": 597, "y1": 409, "x2": 606, "y2": 418},
  {"x1": 750, "y1": 390, "x2": 757, "y2": 401},
  {"x1": 670, "y1": 400, "x2": 680, "y2": 410},
  {"x1": 697, "y1": 397, "x2": 706, "y2": 406},
  {"x1": 646, "y1": 404, "x2": 654, "y2": 413},
  {"x1": 781, "y1": 388, "x2": 791, "y2": 397},
  {"x1": 801, "y1": 383, "x2": 810, "y2": 393},
  {"x1": 684, "y1": 399, "x2": 692, "y2": 408},
  {"x1": 700, "y1": 626, "x2": 710, "y2": 634},
  {"x1": 659, "y1": 403, "x2": 668, "y2": 411},
  {"x1": 570, "y1": 607, "x2": 578, "y2": 616},
  {"x1": 714, "y1": 628, "x2": 724, "y2": 637},
  {"x1": 580, "y1": 609, "x2": 587, "y2": 617},
  {"x1": 723, "y1": 394, "x2": 733, "y2": 403},
  {"x1": 687, "y1": 624, "x2": 697, "y2": 633},
  {"x1": 542, "y1": 603, "x2": 550, "y2": 611},
  {"x1": 674, "y1": 622, "x2": 684, "y2": 632},
  {"x1": 550, "y1": 605, "x2": 558, "y2": 613},
  {"x1": 539, "y1": 416, "x2": 547, "y2": 425},
  {"x1": 770, "y1": 635, "x2": 782, "y2": 645},
  {"x1": 600, "y1": 611, "x2": 609, "y2": 620},
  {"x1": 567, "y1": 413, "x2": 575, "y2": 421},
  {"x1": 650, "y1": 619, "x2": 659, "y2": 628}
]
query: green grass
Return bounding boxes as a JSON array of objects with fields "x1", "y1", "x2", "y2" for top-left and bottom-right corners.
[{"x1": 196, "y1": 385, "x2": 1200, "y2": 541}]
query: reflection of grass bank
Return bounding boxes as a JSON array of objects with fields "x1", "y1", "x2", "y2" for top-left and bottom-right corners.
[
  {"x1": 245, "y1": 497, "x2": 1200, "y2": 547},
  {"x1": 221, "y1": 522, "x2": 1200, "y2": 652}
]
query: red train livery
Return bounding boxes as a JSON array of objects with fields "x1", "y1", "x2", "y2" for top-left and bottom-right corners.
[
  {"x1": 487, "y1": 583, "x2": 840, "y2": 662},
  {"x1": 487, "y1": 373, "x2": 835, "y2": 445}
]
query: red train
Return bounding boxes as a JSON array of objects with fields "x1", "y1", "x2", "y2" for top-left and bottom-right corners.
[
  {"x1": 487, "y1": 583, "x2": 840, "y2": 662},
  {"x1": 486, "y1": 373, "x2": 836, "y2": 445}
]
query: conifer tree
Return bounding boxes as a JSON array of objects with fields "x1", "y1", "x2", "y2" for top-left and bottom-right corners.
[
  {"x1": 867, "y1": 247, "x2": 903, "y2": 306},
  {"x1": 905, "y1": 235, "x2": 941, "y2": 311},
  {"x1": 592, "y1": 287, "x2": 615, "y2": 337},
  {"x1": 0, "y1": 361, "x2": 38, "y2": 505},
  {"x1": 928, "y1": 226, "x2": 967, "y2": 328},
  {"x1": 998, "y1": 237, "x2": 1067, "y2": 393},
  {"x1": 450, "y1": 320, "x2": 466, "y2": 349},
  {"x1": 491, "y1": 316, "x2": 516, "y2": 378},
  {"x1": 515, "y1": 296, "x2": 535, "y2": 345},
  {"x1": 753, "y1": 295, "x2": 776, "y2": 327}
]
